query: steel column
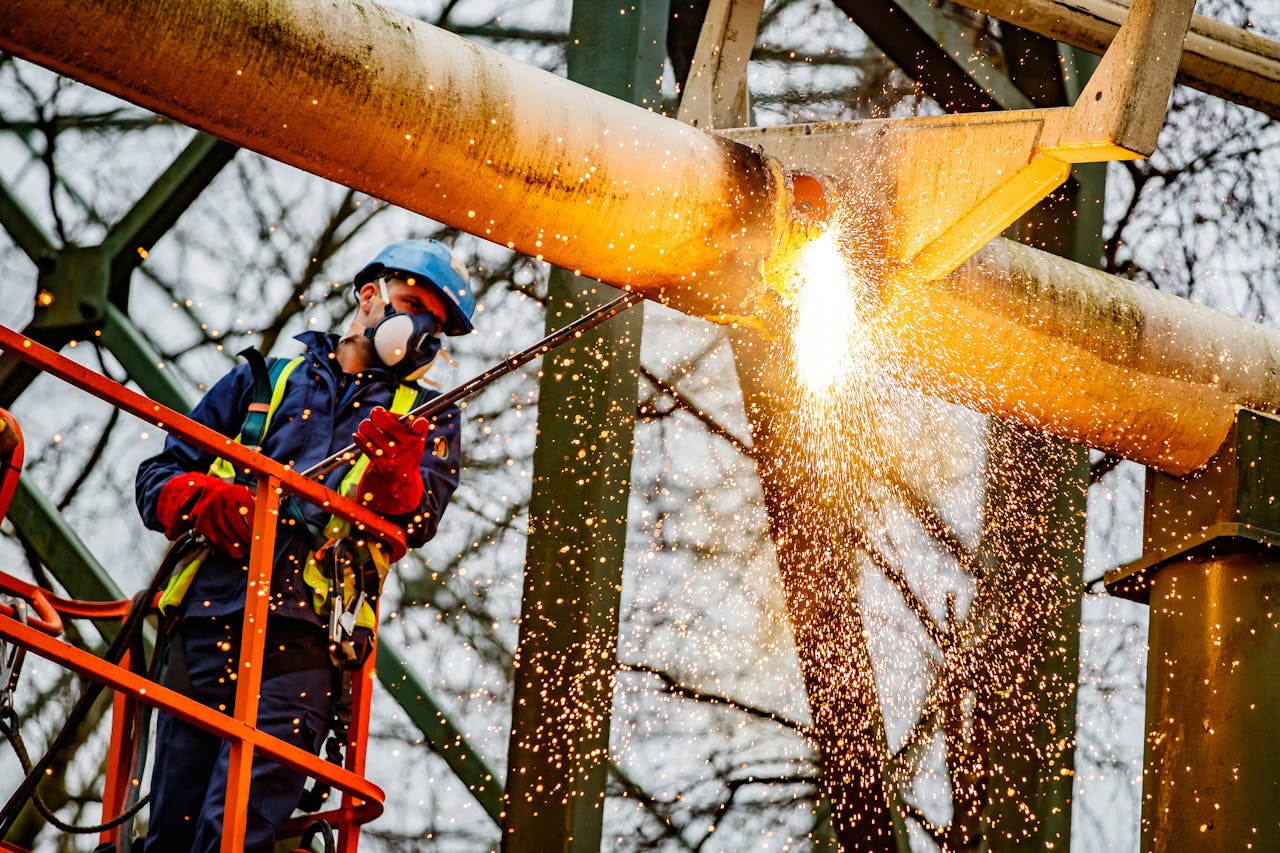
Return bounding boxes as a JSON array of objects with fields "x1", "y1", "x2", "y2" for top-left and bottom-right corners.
[
  {"x1": 977, "y1": 422, "x2": 1088, "y2": 850},
  {"x1": 1140, "y1": 552, "x2": 1280, "y2": 851},
  {"x1": 1106, "y1": 409, "x2": 1280, "y2": 851},
  {"x1": 501, "y1": 3, "x2": 664, "y2": 850},
  {"x1": 975, "y1": 45, "x2": 1102, "y2": 851}
]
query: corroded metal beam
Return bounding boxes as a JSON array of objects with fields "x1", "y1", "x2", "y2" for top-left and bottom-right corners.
[
  {"x1": 731, "y1": 113, "x2": 1280, "y2": 474},
  {"x1": 905, "y1": 238, "x2": 1280, "y2": 474},
  {"x1": 4, "y1": 0, "x2": 1278, "y2": 476},
  {"x1": 0, "y1": 0, "x2": 803, "y2": 323},
  {"x1": 948, "y1": 0, "x2": 1280, "y2": 119}
]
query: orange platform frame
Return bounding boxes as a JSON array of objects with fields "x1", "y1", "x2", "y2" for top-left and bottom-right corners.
[{"x1": 0, "y1": 322, "x2": 406, "y2": 852}]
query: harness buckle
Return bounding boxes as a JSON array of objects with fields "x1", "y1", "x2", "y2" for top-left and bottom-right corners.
[{"x1": 338, "y1": 590, "x2": 365, "y2": 638}]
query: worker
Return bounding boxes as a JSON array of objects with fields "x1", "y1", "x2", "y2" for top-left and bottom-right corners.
[{"x1": 135, "y1": 238, "x2": 474, "y2": 852}]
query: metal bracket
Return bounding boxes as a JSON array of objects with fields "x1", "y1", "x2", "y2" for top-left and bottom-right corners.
[
  {"x1": 719, "y1": 0, "x2": 1196, "y2": 290},
  {"x1": 676, "y1": 0, "x2": 764, "y2": 130},
  {"x1": 1106, "y1": 408, "x2": 1280, "y2": 600},
  {"x1": 33, "y1": 244, "x2": 111, "y2": 333}
]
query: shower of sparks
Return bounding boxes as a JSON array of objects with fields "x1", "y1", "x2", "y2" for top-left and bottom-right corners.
[
  {"x1": 785, "y1": 215, "x2": 898, "y2": 496},
  {"x1": 792, "y1": 228, "x2": 865, "y2": 399}
]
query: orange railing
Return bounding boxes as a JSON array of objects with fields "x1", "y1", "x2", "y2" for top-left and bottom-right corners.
[{"x1": 0, "y1": 324, "x2": 403, "y2": 853}]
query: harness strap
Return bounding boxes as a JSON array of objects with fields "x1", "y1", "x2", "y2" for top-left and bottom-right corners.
[
  {"x1": 238, "y1": 347, "x2": 274, "y2": 449},
  {"x1": 303, "y1": 383, "x2": 420, "y2": 635},
  {"x1": 165, "y1": 353, "x2": 304, "y2": 612},
  {"x1": 208, "y1": 353, "x2": 304, "y2": 483}
]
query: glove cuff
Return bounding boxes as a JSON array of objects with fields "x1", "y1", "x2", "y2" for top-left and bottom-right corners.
[{"x1": 157, "y1": 471, "x2": 224, "y2": 539}]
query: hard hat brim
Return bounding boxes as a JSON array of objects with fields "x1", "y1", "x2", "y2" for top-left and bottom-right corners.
[{"x1": 355, "y1": 264, "x2": 474, "y2": 336}]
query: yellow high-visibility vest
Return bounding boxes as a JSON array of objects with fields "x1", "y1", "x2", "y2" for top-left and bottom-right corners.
[{"x1": 158, "y1": 357, "x2": 418, "y2": 628}]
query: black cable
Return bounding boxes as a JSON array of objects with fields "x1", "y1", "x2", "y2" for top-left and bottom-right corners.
[
  {"x1": 0, "y1": 534, "x2": 200, "y2": 838},
  {"x1": 0, "y1": 711, "x2": 150, "y2": 834}
]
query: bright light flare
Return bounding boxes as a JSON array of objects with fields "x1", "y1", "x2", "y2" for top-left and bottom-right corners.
[{"x1": 792, "y1": 229, "x2": 865, "y2": 397}]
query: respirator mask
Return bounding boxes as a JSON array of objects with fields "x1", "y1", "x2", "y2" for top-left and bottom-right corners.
[{"x1": 364, "y1": 278, "x2": 443, "y2": 381}]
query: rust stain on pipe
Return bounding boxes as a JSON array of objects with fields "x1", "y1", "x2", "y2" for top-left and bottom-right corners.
[
  {"x1": 882, "y1": 238, "x2": 1280, "y2": 473},
  {"x1": 0, "y1": 0, "x2": 799, "y2": 320}
]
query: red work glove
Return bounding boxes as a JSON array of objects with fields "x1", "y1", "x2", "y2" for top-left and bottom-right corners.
[
  {"x1": 352, "y1": 406, "x2": 430, "y2": 515},
  {"x1": 156, "y1": 471, "x2": 256, "y2": 559}
]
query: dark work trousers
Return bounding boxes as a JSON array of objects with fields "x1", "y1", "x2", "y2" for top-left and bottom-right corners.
[{"x1": 143, "y1": 614, "x2": 333, "y2": 853}]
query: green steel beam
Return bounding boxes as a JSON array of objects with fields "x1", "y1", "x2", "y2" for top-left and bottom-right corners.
[
  {"x1": 1105, "y1": 409, "x2": 1280, "y2": 850},
  {"x1": 973, "y1": 44, "x2": 1102, "y2": 853},
  {"x1": 33, "y1": 243, "x2": 111, "y2": 331},
  {"x1": 6, "y1": 478, "x2": 125, "y2": 641},
  {"x1": 501, "y1": 3, "x2": 663, "y2": 850},
  {"x1": 0, "y1": 134, "x2": 234, "y2": 408},
  {"x1": 100, "y1": 303, "x2": 198, "y2": 413},
  {"x1": 830, "y1": 0, "x2": 1033, "y2": 112},
  {"x1": 0, "y1": 174, "x2": 56, "y2": 262},
  {"x1": 101, "y1": 133, "x2": 237, "y2": 298},
  {"x1": 0, "y1": 177, "x2": 63, "y2": 409},
  {"x1": 375, "y1": 643, "x2": 504, "y2": 823}
]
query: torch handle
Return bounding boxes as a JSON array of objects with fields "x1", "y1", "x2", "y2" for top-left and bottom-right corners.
[{"x1": 302, "y1": 290, "x2": 643, "y2": 481}]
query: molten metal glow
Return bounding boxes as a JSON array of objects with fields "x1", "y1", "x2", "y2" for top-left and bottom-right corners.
[{"x1": 793, "y1": 229, "x2": 862, "y2": 397}]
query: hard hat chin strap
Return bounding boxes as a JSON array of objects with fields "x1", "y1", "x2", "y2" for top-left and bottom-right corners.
[{"x1": 340, "y1": 278, "x2": 394, "y2": 344}]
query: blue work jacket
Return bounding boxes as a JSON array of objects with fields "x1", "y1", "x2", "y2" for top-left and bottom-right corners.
[{"x1": 136, "y1": 331, "x2": 461, "y2": 626}]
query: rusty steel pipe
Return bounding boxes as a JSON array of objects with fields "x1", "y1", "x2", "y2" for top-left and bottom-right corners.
[
  {"x1": 0, "y1": 0, "x2": 802, "y2": 321},
  {"x1": 883, "y1": 238, "x2": 1280, "y2": 474},
  {"x1": 5, "y1": 0, "x2": 1280, "y2": 474}
]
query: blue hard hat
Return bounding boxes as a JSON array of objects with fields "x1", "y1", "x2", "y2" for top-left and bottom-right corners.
[{"x1": 354, "y1": 239, "x2": 475, "y2": 335}]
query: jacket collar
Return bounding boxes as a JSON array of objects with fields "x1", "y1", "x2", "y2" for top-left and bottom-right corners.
[
  {"x1": 295, "y1": 330, "x2": 339, "y2": 359},
  {"x1": 293, "y1": 330, "x2": 412, "y2": 386}
]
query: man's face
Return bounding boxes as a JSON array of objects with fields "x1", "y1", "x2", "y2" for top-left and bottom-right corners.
[{"x1": 361, "y1": 275, "x2": 449, "y2": 328}]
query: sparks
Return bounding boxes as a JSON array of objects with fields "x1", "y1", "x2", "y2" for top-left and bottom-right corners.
[{"x1": 791, "y1": 228, "x2": 865, "y2": 398}]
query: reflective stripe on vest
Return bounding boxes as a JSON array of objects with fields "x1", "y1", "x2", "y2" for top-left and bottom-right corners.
[
  {"x1": 208, "y1": 356, "x2": 305, "y2": 483},
  {"x1": 156, "y1": 546, "x2": 209, "y2": 614},
  {"x1": 158, "y1": 356, "x2": 307, "y2": 613},
  {"x1": 301, "y1": 383, "x2": 418, "y2": 630}
]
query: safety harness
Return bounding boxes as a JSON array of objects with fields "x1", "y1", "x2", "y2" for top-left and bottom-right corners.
[
  {"x1": 157, "y1": 348, "x2": 418, "y2": 654},
  {"x1": 156, "y1": 349, "x2": 301, "y2": 613},
  {"x1": 155, "y1": 348, "x2": 420, "y2": 813}
]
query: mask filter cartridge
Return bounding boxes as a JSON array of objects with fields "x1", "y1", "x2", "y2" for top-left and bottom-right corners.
[{"x1": 368, "y1": 307, "x2": 442, "y2": 381}]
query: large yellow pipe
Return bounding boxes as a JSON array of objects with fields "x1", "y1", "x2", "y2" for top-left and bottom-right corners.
[
  {"x1": 3, "y1": 0, "x2": 1278, "y2": 474},
  {"x1": 0, "y1": 0, "x2": 797, "y2": 320},
  {"x1": 891, "y1": 239, "x2": 1280, "y2": 474}
]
